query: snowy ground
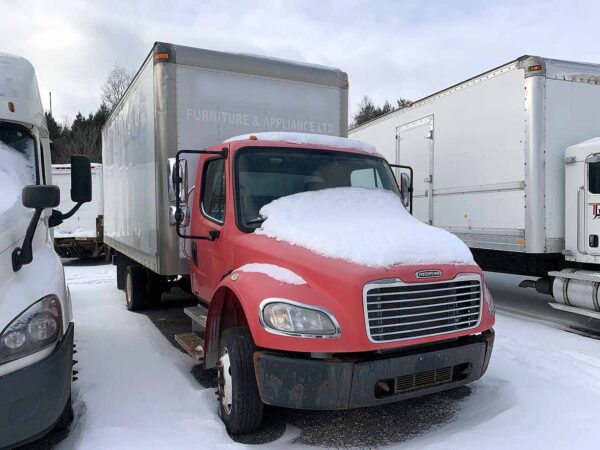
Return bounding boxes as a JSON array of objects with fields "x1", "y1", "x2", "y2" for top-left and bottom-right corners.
[{"x1": 27, "y1": 262, "x2": 600, "y2": 449}]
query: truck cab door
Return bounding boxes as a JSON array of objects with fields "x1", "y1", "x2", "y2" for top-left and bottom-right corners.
[
  {"x1": 191, "y1": 156, "x2": 228, "y2": 301},
  {"x1": 584, "y1": 154, "x2": 600, "y2": 255}
]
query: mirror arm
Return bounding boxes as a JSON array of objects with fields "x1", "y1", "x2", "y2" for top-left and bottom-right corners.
[
  {"x1": 12, "y1": 208, "x2": 43, "y2": 272},
  {"x1": 48, "y1": 202, "x2": 83, "y2": 228}
]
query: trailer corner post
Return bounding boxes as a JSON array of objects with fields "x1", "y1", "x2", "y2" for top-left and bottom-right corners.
[{"x1": 524, "y1": 69, "x2": 547, "y2": 253}]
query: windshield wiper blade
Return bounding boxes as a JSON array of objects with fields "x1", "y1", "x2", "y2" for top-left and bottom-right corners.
[{"x1": 246, "y1": 216, "x2": 266, "y2": 225}]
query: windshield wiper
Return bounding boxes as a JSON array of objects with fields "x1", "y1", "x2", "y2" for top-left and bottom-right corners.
[{"x1": 246, "y1": 216, "x2": 266, "y2": 225}]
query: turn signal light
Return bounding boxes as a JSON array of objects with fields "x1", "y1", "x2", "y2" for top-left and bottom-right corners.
[{"x1": 8, "y1": 101, "x2": 15, "y2": 112}]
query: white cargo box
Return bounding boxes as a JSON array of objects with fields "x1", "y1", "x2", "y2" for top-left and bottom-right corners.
[
  {"x1": 51, "y1": 163, "x2": 103, "y2": 238},
  {"x1": 350, "y1": 55, "x2": 600, "y2": 255},
  {"x1": 102, "y1": 42, "x2": 348, "y2": 275}
]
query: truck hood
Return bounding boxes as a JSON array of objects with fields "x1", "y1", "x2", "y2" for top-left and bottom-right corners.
[
  {"x1": 234, "y1": 232, "x2": 481, "y2": 293},
  {"x1": 253, "y1": 187, "x2": 474, "y2": 268},
  {"x1": 232, "y1": 187, "x2": 480, "y2": 293}
]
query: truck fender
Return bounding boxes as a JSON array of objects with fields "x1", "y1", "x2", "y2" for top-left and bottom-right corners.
[{"x1": 204, "y1": 278, "x2": 254, "y2": 369}]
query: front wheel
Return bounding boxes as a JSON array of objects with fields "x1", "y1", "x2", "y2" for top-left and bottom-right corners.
[{"x1": 217, "y1": 327, "x2": 263, "y2": 434}]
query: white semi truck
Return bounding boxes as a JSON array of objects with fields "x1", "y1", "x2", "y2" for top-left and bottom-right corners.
[
  {"x1": 350, "y1": 55, "x2": 600, "y2": 321},
  {"x1": 52, "y1": 163, "x2": 105, "y2": 258},
  {"x1": 0, "y1": 52, "x2": 91, "y2": 447}
]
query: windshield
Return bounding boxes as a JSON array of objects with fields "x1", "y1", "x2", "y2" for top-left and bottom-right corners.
[
  {"x1": 0, "y1": 124, "x2": 36, "y2": 228},
  {"x1": 235, "y1": 147, "x2": 399, "y2": 231}
]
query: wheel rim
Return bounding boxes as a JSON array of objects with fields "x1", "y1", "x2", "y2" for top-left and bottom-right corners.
[
  {"x1": 217, "y1": 347, "x2": 233, "y2": 415},
  {"x1": 126, "y1": 272, "x2": 132, "y2": 306}
]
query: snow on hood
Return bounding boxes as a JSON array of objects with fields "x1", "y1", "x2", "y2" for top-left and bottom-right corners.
[
  {"x1": 224, "y1": 132, "x2": 381, "y2": 156},
  {"x1": 256, "y1": 187, "x2": 475, "y2": 268},
  {"x1": 235, "y1": 263, "x2": 306, "y2": 285},
  {"x1": 0, "y1": 140, "x2": 35, "y2": 228}
]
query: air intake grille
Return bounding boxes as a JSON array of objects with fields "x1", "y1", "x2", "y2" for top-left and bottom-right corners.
[
  {"x1": 395, "y1": 366, "x2": 453, "y2": 393},
  {"x1": 364, "y1": 276, "x2": 482, "y2": 342}
]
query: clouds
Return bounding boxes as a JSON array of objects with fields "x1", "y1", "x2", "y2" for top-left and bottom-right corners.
[{"x1": 2, "y1": 0, "x2": 600, "y2": 122}]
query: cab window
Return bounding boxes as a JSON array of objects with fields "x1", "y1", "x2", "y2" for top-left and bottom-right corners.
[
  {"x1": 201, "y1": 158, "x2": 226, "y2": 223},
  {"x1": 589, "y1": 161, "x2": 600, "y2": 194},
  {"x1": 350, "y1": 168, "x2": 383, "y2": 189}
]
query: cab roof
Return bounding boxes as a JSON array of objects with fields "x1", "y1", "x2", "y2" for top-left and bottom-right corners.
[{"x1": 224, "y1": 132, "x2": 382, "y2": 157}]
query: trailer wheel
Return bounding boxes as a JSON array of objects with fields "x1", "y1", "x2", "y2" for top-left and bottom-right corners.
[
  {"x1": 146, "y1": 270, "x2": 164, "y2": 307},
  {"x1": 125, "y1": 266, "x2": 147, "y2": 311},
  {"x1": 116, "y1": 261, "x2": 127, "y2": 291},
  {"x1": 217, "y1": 327, "x2": 263, "y2": 434}
]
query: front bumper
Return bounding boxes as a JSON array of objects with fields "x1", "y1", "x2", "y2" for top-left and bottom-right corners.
[
  {"x1": 0, "y1": 323, "x2": 74, "y2": 449},
  {"x1": 254, "y1": 329, "x2": 494, "y2": 410}
]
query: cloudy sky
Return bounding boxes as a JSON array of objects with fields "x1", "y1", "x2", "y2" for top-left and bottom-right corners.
[{"x1": 3, "y1": 0, "x2": 600, "y2": 123}]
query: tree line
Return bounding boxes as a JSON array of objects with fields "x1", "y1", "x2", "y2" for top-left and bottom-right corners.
[
  {"x1": 47, "y1": 65, "x2": 133, "y2": 164},
  {"x1": 47, "y1": 65, "x2": 407, "y2": 163},
  {"x1": 351, "y1": 96, "x2": 412, "y2": 129}
]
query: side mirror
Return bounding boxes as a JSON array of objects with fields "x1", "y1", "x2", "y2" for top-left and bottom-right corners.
[
  {"x1": 167, "y1": 158, "x2": 177, "y2": 202},
  {"x1": 169, "y1": 205, "x2": 190, "y2": 227},
  {"x1": 22, "y1": 185, "x2": 60, "y2": 209},
  {"x1": 70, "y1": 155, "x2": 92, "y2": 203},
  {"x1": 400, "y1": 172, "x2": 411, "y2": 209},
  {"x1": 389, "y1": 163, "x2": 413, "y2": 214},
  {"x1": 13, "y1": 185, "x2": 61, "y2": 272}
]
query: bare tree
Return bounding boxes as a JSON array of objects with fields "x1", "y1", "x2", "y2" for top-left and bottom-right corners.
[{"x1": 101, "y1": 65, "x2": 133, "y2": 112}]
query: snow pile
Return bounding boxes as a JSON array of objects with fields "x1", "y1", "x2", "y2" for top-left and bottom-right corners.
[
  {"x1": 224, "y1": 132, "x2": 380, "y2": 155},
  {"x1": 0, "y1": 141, "x2": 34, "y2": 227},
  {"x1": 256, "y1": 187, "x2": 474, "y2": 267},
  {"x1": 235, "y1": 263, "x2": 307, "y2": 285},
  {"x1": 55, "y1": 228, "x2": 96, "y2": 238}
]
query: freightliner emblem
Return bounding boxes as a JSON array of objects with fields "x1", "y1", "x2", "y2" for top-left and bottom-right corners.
[{"x1": 415, "y1": 270, "x2": 443, "y2": 279}]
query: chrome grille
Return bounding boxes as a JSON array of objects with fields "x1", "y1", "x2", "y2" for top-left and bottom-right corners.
[{"x1": 364, "y1": 275, "x2": 482, "y2": 342}]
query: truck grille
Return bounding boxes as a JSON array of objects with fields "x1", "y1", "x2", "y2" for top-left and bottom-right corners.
[
  {"x1": 395, "y1": 366, "x2": 453, "y2": 393},
  {"x1": 364, "y1": 275, "x2": 482, "y2": 342}
]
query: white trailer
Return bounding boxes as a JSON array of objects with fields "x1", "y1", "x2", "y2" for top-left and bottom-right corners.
[
  {"x1": 52, "y1": 163, "x2": 104, "y2": 258},
  {"x1": 349, "y1": 55, "x2": 600, "y2": 320},
  {"x1": 102, "y1": 42, "x2": 348, "y2": 290}
]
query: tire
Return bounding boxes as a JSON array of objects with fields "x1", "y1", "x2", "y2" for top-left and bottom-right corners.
[
  {"x1": 116, "y1": 260, "x2": 127, "y2": 290},
  {"x1": 125, "y1": 265, "x2": 147, "y2": 311},
  {"x1": 53, "y1": 393, "x2": 73, "y2": 431},
  {"x1": 217, "y1": 327, "x2": 264, "y2": 434},
  {"x1": 146, "y1": 271, "x2": 164, "y2": 307}
]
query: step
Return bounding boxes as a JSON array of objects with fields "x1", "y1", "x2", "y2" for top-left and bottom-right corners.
[
  {"x1": 184, "y1": 305, "x2": 208, "y2": 326},
  {"x1": 184, "y1": 305, "x2": 208, "y2": 333},
  {"x1": 174, "y1": 333, "x2": 205, "y2": 361}
]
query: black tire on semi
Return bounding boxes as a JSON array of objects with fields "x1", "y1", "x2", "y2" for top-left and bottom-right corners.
[
  {"x1": 145, "y1": 270, "x2": 164, "y2": 307},
  {"x1": 116, "y1": 259, "x2": 127, "y2": 290},
  {"x1": 217, "y1": 327, "x2": 264, "y2": 434},
  {"x1": 125, "y1": 265, "x2": 147, "y2": 311}
]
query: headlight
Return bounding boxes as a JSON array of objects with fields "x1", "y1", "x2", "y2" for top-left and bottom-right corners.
[
  {"x1": 260, "y1": 300, "x2": 340, "y2": 337},
  {"x1": 0, "y1": 295, "x2": 62, "y2": 365},
  {"x1": 485, "y1": 285, "x2": 495, "y2": 316}
]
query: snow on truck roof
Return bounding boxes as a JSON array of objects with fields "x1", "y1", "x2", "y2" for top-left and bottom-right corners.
[
  {"x1": 256, "y1": 187, "x2": 475, "y2": 267},
  {"x1": 224, "y1": 132, "x2": 381, "y2": 156},
  {"x1": 0, "y1": 52, "x2": 46, "y2": 131}
]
